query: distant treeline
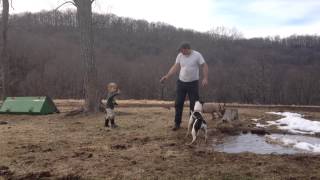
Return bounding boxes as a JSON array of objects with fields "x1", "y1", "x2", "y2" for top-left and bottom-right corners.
[{"x1": 1, "y1": 11, "x2": 320, "y2": 105}]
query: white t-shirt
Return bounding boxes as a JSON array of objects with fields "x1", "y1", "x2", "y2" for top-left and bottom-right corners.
[{"x1": 175, "y1": 50, "x2": 205, "y2": 82}]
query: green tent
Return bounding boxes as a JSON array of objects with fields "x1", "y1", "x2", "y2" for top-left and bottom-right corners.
[{"x1": 0, "y1": 96, "x2": 59, "y2": 115}]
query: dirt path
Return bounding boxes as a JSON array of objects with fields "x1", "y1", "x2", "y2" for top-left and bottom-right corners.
[{"x1": 1, "y1": 106, "x2": 320, "y2": 179}]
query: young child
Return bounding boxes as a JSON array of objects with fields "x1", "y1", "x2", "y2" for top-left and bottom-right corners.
[{"x1": 104, "y1": 82, "x2": 120, "y2": 128}]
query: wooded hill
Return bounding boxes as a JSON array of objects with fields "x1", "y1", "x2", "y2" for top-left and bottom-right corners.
[{"x1": 2, "y1": 11, "x2": 320, "y2": 105}]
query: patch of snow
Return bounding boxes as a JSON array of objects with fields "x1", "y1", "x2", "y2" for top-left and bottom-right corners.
[
  {"x1": 266, "y1": 135, "x2": 320, "y2": 153},
  {"x1": 256, "y1": 123, "x2": 267, "y2": 127},
  {"x1": 265, "y1": 112, "x2": 320, "y2": 135},
  {"x1": 251, "y1": 118, "x2": 260, "y2": 122}
]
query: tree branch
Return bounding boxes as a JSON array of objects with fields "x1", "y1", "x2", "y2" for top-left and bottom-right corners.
[
  {"x1": 55, "y1": 1, "x2": 77, "y2": 11},
  {"x1": 10, "y1": 0, "x2": 13, "y2": 10},
  {"x1": 0, "y1": 0, "x2": 15, "y2": 10}
]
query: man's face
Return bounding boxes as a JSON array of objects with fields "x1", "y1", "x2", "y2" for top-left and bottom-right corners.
[{"x1": 180, "y1": 48, "x2": 191, "y2": 56}]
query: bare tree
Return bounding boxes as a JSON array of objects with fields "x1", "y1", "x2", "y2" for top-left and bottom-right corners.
[
  {"x1": 74, "y1": 0, "x2": 98, "y2": 112},
  {"x1": 57, "y1": 0, "x2": 98, "y2": 112},
  {"x1": 0, "y1": 0, "x2": 9, "y2": 100}
]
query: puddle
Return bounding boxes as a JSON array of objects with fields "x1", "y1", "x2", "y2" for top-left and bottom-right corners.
[{"x1": 213, "y1": 133, "x2": 320, "y2": 154}]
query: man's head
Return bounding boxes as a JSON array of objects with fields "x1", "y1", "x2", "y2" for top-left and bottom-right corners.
[{"x1": 178, "y1": 42, "x2": 192, "y2": 55}]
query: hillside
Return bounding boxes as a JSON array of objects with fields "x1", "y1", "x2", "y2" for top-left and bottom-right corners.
[{"x1": 1, "y1": 11, "x2": 320, "y2": 105}]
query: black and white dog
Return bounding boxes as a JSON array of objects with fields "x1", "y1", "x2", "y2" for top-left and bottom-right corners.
[{"x1": 185, "y1": 101, "x2": 208, "y2": 145}]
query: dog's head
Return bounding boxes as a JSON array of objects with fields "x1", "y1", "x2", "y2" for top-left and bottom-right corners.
[{"x1": 194, "y1": 101, "x2": 204, "y2": 112}]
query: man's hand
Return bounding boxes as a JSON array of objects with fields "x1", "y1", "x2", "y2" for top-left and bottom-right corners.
[
  {"x1": 160, "y1": 75, "x2": 168, "y2": 84},
  {"x1": 201, "y1": 63, "x2": 209, "y2": 87},
  {"x1": 160, "y1": 64, "x2": 180, "y2": 84},
  {"x1": 201, "y1": 78, "x2": 208, "y2": 87}
]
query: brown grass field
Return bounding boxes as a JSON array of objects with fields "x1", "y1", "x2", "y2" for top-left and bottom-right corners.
[{"x1": 1, "y1": 100, "x2": 320, "y2": 179}]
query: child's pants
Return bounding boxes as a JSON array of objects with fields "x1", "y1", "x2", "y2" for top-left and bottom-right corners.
[
  {"x1": 105, "y1": 108, "x2": 115, "y2": 120},
  {"x1": 105, "y1": 108, "x2": 117, "y2": 127}
]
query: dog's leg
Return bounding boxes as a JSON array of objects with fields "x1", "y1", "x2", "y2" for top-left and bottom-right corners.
[
  {"x1": 186, "y1": 120, "x2": 200, "y2": 146},
  {"x1": 185, "y1": 112, "x2": 193, "y2": 138},
  {"x1": 186, "y1": 128, "x2": 197, "y2": 145},
  {"x1": 211, "y1": 112, "x2": 215, "y2": 120},
  {"x1": 203, "y1": 125, "x2": 208, "y2": 144}
]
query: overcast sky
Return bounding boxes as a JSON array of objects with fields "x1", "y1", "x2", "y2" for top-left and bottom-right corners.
[{"x1": 10, "y1": 0, "x2": 320, "y2": 38}]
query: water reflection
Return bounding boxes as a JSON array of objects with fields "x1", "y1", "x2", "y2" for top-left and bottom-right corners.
[{"x1": 213, "y1": 133, "x2": 320, "y2": 154}]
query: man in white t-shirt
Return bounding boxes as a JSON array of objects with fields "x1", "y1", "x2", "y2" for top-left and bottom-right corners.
[{"x1": 160, "y1": 42, "x2": 209, "y2": 131}]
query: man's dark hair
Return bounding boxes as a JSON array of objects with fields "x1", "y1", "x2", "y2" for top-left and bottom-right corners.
[{"x1": 178, "y1": 42, "x2": 191, "y2": 51}]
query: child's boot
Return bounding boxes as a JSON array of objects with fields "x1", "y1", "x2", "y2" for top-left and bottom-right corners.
[
  {"x1": 110, "y1": 119, "x2": 118, "y2": 128},
  {"x1": 105, "y1": 118, "x2": 110, "y2": 127}
]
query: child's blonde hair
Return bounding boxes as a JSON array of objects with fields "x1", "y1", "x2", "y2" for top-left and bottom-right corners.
[{"x1": 107, "y1": 82, "x2": 118, "y2": 93}]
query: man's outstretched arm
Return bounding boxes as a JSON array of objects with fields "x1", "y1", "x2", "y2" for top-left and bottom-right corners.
[{"x1": 160, "y1": 63, "x2": 180, "y2": 83}]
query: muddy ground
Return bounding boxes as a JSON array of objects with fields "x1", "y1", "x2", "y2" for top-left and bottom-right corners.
[{"x1": 1, "y1": 101, "x2": 320, "y2": 180}]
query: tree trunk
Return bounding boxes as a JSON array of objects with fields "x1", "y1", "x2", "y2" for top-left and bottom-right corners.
[
  {"x1": 0, "y1": 0, "x2": 9, "y2": 100},
  {"x1": 75, "y1": 0, "x2": 99, "y2": 112}
]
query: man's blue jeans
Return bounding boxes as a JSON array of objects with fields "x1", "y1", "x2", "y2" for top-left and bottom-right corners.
[{"x1": 174, "y1": 79, "x2": 199, "y2": 127}]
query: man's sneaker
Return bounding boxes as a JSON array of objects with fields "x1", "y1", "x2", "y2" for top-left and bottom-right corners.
[{"x1": 172, "y1": 125, "x2": 180, "y2": 131}]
